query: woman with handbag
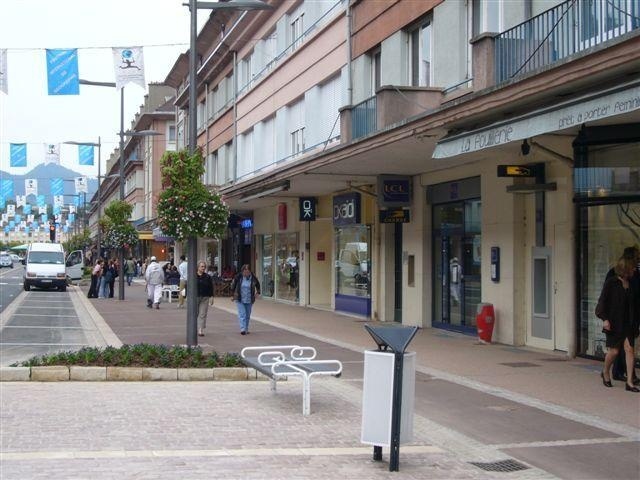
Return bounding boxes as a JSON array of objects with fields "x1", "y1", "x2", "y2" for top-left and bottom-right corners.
[
  {"x1": 596, "y1": 256, "x2": 639, "y2": 392},
  {"x1": 231, "y1": 264, "x2": 261, "y2": 335}
]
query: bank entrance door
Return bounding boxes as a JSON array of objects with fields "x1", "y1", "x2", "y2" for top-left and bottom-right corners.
[{"x1": 433, "y1": 200, "x2": 482, "y2": 333}]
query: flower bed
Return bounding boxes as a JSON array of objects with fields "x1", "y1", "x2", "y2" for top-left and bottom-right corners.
[{"x1": 11, "y1": 344, "x2": 242, "y2": 369}]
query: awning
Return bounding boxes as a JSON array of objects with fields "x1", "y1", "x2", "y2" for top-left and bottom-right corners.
[
  {"x1": 433, "y1": 81, "x2": 640, "y2": 159},
  {"x1": 152, "y1": 227, "x2": 174, "y2": 242},
  {"x1": 138, "y1": 232, "x2": 153, "y2": 241}
]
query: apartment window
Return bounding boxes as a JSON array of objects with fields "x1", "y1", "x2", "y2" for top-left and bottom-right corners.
[
  {"x1": 472, "y1": 0, "x2": 501, "y2": 36},
  {"x1": 204, "y1": 151, "x2": 218, "y2": 186},
  {"x1": 289, "y1": 5, "x2": 304, "y2": 51},
  {"x1": 319, "y1": 75, "x2": 342, "y2": 143},
  {"x1": 197, "y1": 100, "x2": 206, "y2": 130},
  {"x1": 370, "y1": 47, "x2": 381, "y2": 95},
  {"x1": 288, "y1": 98, "x2": 305, "y2": 156},
  {"x1": 408, "y1": 19, "x2": 432, "y2": 87},
  {"x1": 207, "y1": 89, "x2": 216, "y2": 119},
  {"x1": 264, "y1": 31, "x2": 277, "y2": 71},
  {"x1": 256, "y1": 115, "x2": 276, "y2": 170},
  {"x1": 167, "y1": 124, "x2": 176, "y2": 152},
  {"x1": 237, "y1": 129, "x2": 254, "y2": 178}
]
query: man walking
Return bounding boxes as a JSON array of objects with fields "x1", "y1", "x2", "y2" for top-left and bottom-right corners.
[
  {"x1": 145, "y1": 256, "x2": 164, "y2": 309},
  {"x1": 178, "y1": 255, "x2": 188, "y2": 309}
]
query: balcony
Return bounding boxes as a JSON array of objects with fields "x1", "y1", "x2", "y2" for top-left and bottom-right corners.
[{"x1": 495, "y1": 0, "x2": 640, "y2": 84}]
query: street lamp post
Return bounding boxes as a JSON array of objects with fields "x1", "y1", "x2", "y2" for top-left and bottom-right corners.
[
  {"x1": 64, "y1": 137, "x2": 101, "y2": 262},
  {"x1": 185, "y1": 0, "x2": 273, "y2": 347},
  {"x1": 78, "y1": 79, "x2": 161, "y2": 301}
]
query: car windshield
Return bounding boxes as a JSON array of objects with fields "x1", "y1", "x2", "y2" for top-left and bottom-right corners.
[{"x1": 28, "y1": 252, "x2": 64, "y2": 264}]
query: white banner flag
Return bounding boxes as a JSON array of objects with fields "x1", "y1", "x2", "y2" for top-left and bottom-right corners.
[
  {"x1": 20, "y1": 221, "x2": 26, "y2": 228},
  {"x1": 7, "y1": 204, "x2": 15, "y2": 216},
  {"x1": 27, "y1": 214, "x2": 34, "y2": 223},
  {"x1": 112, "y1": 47, "x2": 145, "y2": 90},
  {"x1": 54, "y1": 195, "x2": 64, "y2": 207},
  {"x1": 74, "y1": 176, "x2": 88, "y2": 194},
  {"x1": 1, "y1": 214, "x2": 7, "y2": 223},
  {"x1": 25, "y1": 178, "x2": 38, "y2": 196},
  {"x1": 44, "y1": 143, "x2": 60, "y2": 165},
  {"x1": 39, "y1": 206, "x2": 47, "y2": 215},
  {"x1": 69, "y1": 205, "x2": 76, "y2": 214},
  {"x1": 0, "y1": 49, "x2": 7, "y2": 94},
  {"x1": 16, "y1": 195, "x2": 26, "y2": 207}
]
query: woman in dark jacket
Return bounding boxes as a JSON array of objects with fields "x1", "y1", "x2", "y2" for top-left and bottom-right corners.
[
  {"x1": 196, "y1": 261, "x2": 214, "y2": 337},
  {"x1": 596, "y1": 256, "x2": 639, "y2": 392},
  {"x1": 231, "y1": 264, "x2": 261, "y2": 335}
]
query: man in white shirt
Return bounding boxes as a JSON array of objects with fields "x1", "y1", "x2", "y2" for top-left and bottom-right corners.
[
  {"x1": 178, "y1": 255, "x2": 188, "y2": 308},
  {"x1": 145, "y1": 257, "x2": 164, "y2": 309}
]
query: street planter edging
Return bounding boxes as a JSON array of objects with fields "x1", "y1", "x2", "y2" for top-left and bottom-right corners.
[{"x1": 0, "y1": 366, "x2": 269, "y2": 382}]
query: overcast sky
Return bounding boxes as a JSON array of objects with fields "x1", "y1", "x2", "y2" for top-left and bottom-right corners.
[{"x1": 0, "y1": 0, "x2": 208, "y2": 178}]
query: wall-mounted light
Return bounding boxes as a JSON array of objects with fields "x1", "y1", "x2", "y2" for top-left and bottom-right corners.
[{"x1": 521, "y1": 139, "x2": 531, "y2": 156}]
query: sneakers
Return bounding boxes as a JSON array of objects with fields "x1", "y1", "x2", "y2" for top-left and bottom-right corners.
[
  {"x1": 154, "y1": 303, "x2": 160, "y2": 309},
  {"x1": 198, "y1": 329, "x2": 204, "y2": 337}
]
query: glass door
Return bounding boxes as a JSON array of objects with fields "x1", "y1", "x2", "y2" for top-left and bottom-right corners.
[{"x1": 433, "y1": 199, "x2": 481, "y2": 332}]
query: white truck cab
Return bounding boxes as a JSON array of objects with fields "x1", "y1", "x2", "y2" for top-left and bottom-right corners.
[{"x1": 23, "y1": 243, "x2": 83, "y2": 292}]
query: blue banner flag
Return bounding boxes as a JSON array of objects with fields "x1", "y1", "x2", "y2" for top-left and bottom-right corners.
[
  {"x1": 8, "y1": 220, "x2": 15, "y2": 228},
  {"x1": 78, "y1": 145, "x2": 94, "y2": 166},
  {"x1": 53, "y1": 205, "x2": 61, "y2": 215},
  {"x1": 69, "y1": 213, "x2": 75, "y2": 223},
  {"x1": 50, "y1": 178, "x2": 64, "y2": 196},
  {"x1": 41, "y1": 214, "x2": 48, "y2": 223},
  {"x1": 63, "y1": 225, "x2": 69, "y2": 233},
  {"x1": 24, "y1": 227, "x2": 30, "y2": 234},
  {"x1": 1, "y1": 179, "x2": 14, "y2": 201},
  {"x1": 10, "y1": 143, "x2": 27, "y2": 167},
  {"x1": 0, "y1": 197, "x2": 5, "y2": 209},
  {"x1": 46, "y1": 49, "x2": 79, "y2": 95},
  {"x1": 74, "y1": 196, "x2": 80, "y2": 207},
  {"x1": 14, "y1": 214, "x2": 21, "y2": 223},
  {"x1": 23, "y1": 204, "x2": 32, "y2": 214},
  {"x1": 37, "y1": 195, "x2": 46, "y2": 207},
  {"x1": 3, "y1": 226, "x2": 9, "y2": 234}
]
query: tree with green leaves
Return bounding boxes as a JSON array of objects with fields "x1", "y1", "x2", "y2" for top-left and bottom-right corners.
[{"x1": 157, "y1": 149, "x2": 229, "y2": 240}]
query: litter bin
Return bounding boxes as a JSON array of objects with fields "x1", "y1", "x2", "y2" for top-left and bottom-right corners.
[
  {"x1": 361, "y1": 324, "x2": 418, "y2": 472},
  {"x1": 476, "y1": 302, "x2": 495, "y2": 344}
]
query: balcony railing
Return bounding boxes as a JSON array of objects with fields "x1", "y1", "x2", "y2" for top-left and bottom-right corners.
[
  {"x1": 495, "y1": 0, "x2": 640, "y2": 83},
  {"x1": 352, "y1": 96, "x2": 377, "y2": 140}
]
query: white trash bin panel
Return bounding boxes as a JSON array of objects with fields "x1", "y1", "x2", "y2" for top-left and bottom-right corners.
[{"x1": 361, "y1": 350, "x2": 415, "y2": 447}]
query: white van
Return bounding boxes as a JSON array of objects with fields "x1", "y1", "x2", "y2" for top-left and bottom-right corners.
[{"x1": 23, "y1": 243, "x2": 83, "y2": 292}]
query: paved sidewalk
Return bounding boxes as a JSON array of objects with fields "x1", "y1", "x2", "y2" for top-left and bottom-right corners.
[
  {"x1": 84, "y1": 281, "x2": 640, "y2": 430},
  {"x1": 3, "y1": 281, "x2": 638, "y2": 479}
]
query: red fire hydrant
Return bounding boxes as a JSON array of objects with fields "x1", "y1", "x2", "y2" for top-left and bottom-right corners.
[{"x1": 476, "y1": 303, "x2": 495, "y2": 344}]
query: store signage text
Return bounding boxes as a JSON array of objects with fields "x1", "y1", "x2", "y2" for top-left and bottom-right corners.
[
  {"x1": 299, "y1": 197, "x2": 316, "y2": 221},
  {"x1": 333, "y1": 192, "x2": 361, "y2": 226},
  {"x1": 378, "y1": 175, "x2": 411, "y2": 207}
]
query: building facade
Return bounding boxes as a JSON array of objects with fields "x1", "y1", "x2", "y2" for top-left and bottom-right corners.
[{"x1": 164, "y1": 0, "x2": 640, "y2": 360}]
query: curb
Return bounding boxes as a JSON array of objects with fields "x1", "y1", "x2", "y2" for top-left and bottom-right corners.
[{"x1": 0, "y1": 366, "x2": 266, "y2": 382}]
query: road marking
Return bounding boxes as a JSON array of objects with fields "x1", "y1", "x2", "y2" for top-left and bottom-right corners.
[
  {"x1": 10, "y1": 313, "x2": 77, "y2": 318},
  {"x1": 1, "y1": 325, "x2": 85, "y2": 330},
  {"x1": 0, "y1": 445, "x2": 443, "y2": 461},
  {"x1": 491, "y1": 437, "x2": 637, "y2": 449},
  {"x1": 15, "y1": 306, "x2": 76, "y2": 310},
  {"x1": 0, "y1": 343, "x2": 88, "y2": 346}
]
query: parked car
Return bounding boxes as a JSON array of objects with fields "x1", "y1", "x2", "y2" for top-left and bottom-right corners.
[
  {"x1": 10, "y1": 253, "x2": 22, "y2": 263},
  {"x1": 0, "y1": 252, "x2": 14, "y2": 268}
]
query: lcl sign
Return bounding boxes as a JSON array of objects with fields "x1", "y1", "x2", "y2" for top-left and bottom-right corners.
[
  {"x1": 298, "y1": 197, "x2": 317, "y2": 221},
  {"x1": 377, "y1": 175, "x2": 411, "y2": 207},
  {"x1": 333, "y1": 192, "x2": 361, "y2": 226}
]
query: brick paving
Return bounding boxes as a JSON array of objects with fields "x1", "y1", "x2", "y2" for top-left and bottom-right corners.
[{"x1": 1, "y1": 281, "x2": 639, "y2": 479}]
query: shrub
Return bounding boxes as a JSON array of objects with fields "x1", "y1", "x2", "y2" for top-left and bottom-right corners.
[{"x1": 10, "y1": 344, "x2": 241, "y2": 368}]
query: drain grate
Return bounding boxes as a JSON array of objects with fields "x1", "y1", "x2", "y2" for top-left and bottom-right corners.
[
  {"x1": 469, "y1": 459, "x2": 530, "y2": 473},
  {"x1": 537, "y1": 357, "x2": 567, "y2": 362},
  {"x1": 499, "y1": 361, "x2": 540, "y2": 368}
]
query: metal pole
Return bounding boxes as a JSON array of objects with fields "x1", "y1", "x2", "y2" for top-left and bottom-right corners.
[
  {"x1": 97, "y1": 136, "x2": 101, "y2": 262},
  {"x1": 186, "y1": 0, "x2": 198, "y2": 346},
  {"x1": 118, "y1": 87, "x2": 126, "y2": 301},
  {"x1": 389, "y1": 352, "x2": 404, "y2": 472}
]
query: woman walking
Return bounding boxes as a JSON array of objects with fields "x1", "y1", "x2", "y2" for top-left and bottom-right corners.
[
  {"x1": 231, "y1": 264, "x2": 261, "y2": 335},
  {"x1": 596, "y1": 256, "x2": 639, "y2": 392},
  {"x1": 196, "y1": 261, "x2": 214, "y2": 337}
]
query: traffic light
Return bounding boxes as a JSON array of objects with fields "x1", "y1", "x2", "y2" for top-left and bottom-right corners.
[{"x1": 49, "y1": 223, "x2": 56, "y2": 242}]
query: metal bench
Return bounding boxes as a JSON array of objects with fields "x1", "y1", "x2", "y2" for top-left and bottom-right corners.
[{"x1": 241, "y1": 345, "x2": 342, "y2": 416}]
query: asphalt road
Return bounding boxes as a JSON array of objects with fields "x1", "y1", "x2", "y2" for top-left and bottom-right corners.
[{"x1": 0, "y1": 269, "x2": 97, "y2": 366}]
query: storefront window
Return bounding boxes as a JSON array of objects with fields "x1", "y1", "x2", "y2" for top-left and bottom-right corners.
[
  {"x1": 275, "y1": 233, "x2": 299, "y2": 302},
  {"x1": 261, "y1": 235, "x2": 274, "y2": 298},
  {"x1": 335, "y1": 225, "x2": 371, "y2": 298},
  {"x1": 576, "y1": 141, "x2": 640, "y2": 359}
]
